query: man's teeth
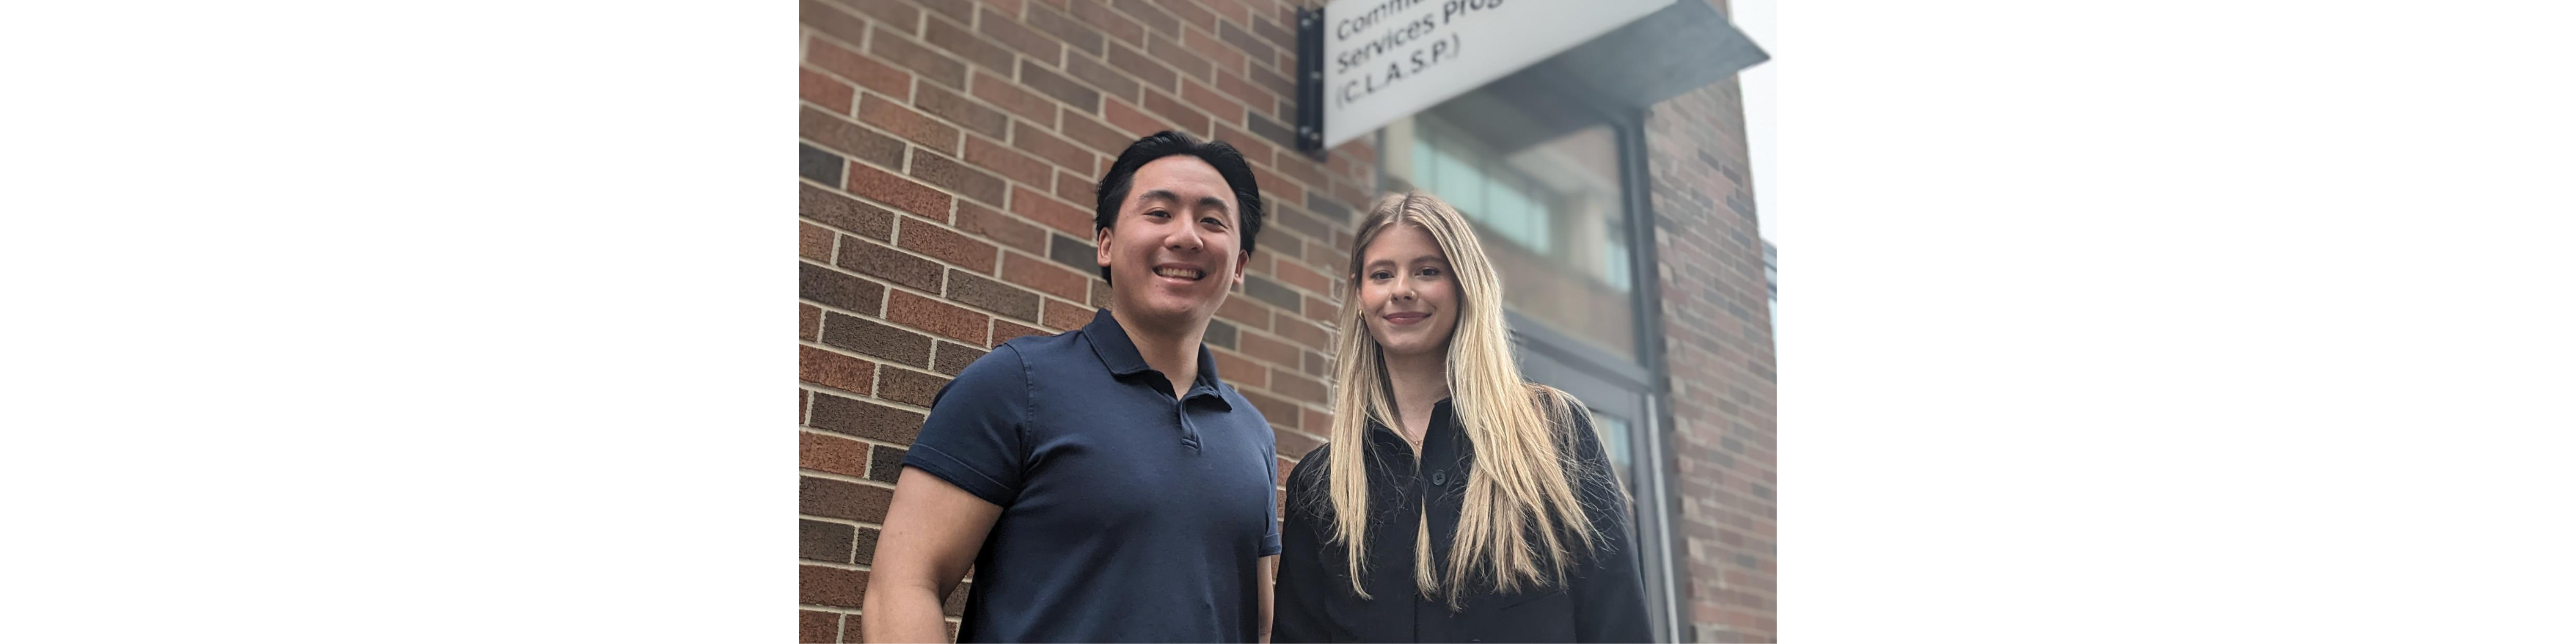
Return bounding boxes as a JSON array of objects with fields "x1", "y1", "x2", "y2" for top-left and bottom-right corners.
[{"x1": 1155, "y1": 267, "x2": 1202, "y2": 280}]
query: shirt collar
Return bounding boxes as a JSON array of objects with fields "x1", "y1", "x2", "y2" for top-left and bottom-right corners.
[{"x1": 1080, "y1": 308, "x2": 1228, "y2": 397}]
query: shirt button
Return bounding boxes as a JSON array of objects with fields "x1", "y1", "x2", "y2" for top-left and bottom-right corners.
[{"x1": 1431, "y1": 469, "x2": 1446, "y2": 486}]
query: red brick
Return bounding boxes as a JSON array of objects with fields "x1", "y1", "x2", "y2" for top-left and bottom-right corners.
[
  {"x1": 887, "y1": 289, "x2": 991, "y2": 345},
  {"x1": 1276, "y1": 427, "x2": 1323, "y2": 462},
  {"x1": 799, "y1": 345, "x2": 876, "y2": 394},
  {"x1": 859, "y1": 93, "x2": 960, "y2": 156},
  {"x1": 965, "y1": 134, "x2": 1054, "y2": 188},
  {"x1": 1211, "y1": 120, "x2": 1274, "y2": 167},
  {"x1": 1238, "y1": 330, "x2": 1298, "y2": 366},
  {"x1": 896, "y1": 216, "x2": 998, "y2": 272},
  {"x1": 1025, "y1": 3, "x2": 1106, "y2": 56},
  {"x1": 1180, "y1": 77, "x2": 1244, "y2": 126},
  {"x1": 799, "y1": 564, "x2": 868, "y2": 608},
  {"x1": 800, "y1": 66, "x2": 856, "y2": 114},
  {"x1": 801, "y1": 431, "x2": 873, "y2": 478},
  {"x1": 991, "y1": 319, "x2": 1046, "y2": 345},
  {"x1": 972, "y1": 71, "x2": 1056, "y2": 125},
  {"x1": 1217, "y1": 294, "x2": 1269, "y2": 331},
  {"x1": 924, "y1": 14, "x2": 1015, "y2": 73},
  {"x1": 1106, "y1": 42, "x2": 1179, "y2": 92},
  {"x1": 1053, "y1": 169, "x2": 1095, "y2": 206},
  {"x1": 844, "y1": 162, "x2": 952, "y2": 218},
  {"x1": 1271, "y1": 366, "x2": 1325, "y2": 404},
  {"x1": 978, "y1": 6, "x2": 1064, "y2": 63},
  {"x1": 799, "y1": 0, "x2": 871, "y2": 46},
  {"x1": 1001, "y1": 251, "x2": 1089, "y2": 301},
  {"x1": 1070, "y1": 0, "x2": 1147, "y2": 46},
  {"x1": 799, "y1": 610, "x2": 840, "y2": 644},
  {"x1": 1180, "y1": 25, "x2": 1248, "y2": 78},
  {"x1": 1139, "y1": 87, "x2": 1212, "y2": 135},
  {"x1": 1277, "y1": 153, "x2": 1329, "y2": 190},
  {"x1": 1206, "y1": 0, "x2": 1252, "y2": 26},
  {"x1": 800, "y1": 222, "x2": 835, "y2": 262},
  {"x1": 954, "y1": 200, "x2": 1045, "y2": 254},
  {"x1": 802, "y1": 106, "x2": 905, "y2": 169},
  {"x1": 1019, "y1": 59, "x2": 1100, "y2": 112},
  {"x1": 1302, "y1": 294, "x2": 1334, "y2": 321},
  {"x1": 801, "y1": 303, "x2": 822, "y2": 340},
  {"x1": 1249, "y1": 164, "x2": 1298, "y2": 206},
  {"x1": 1271, "y1": 258, "x2": 1331, "y2": 296},
  {"x1": 919, "y1": 0, "x2": 973, "y2": 22},
  {"x1": 1010, "y1": 119, "x2": 1094, "y2": 173},
  {"x1": 1146, "y1": 33, "x2": 1211, "y2": 82},
  {"x1": 1275, "y1": 314, "x2": 1329, "y2": 349},
  {"x1": 1153, "y1": 0, "x2": 1217, "y2": 33},
  {"x1": 1103, "y1": 97, "x2": 1166, "y2": 139},
  {"x1": 1302, "y1": 408, "x2": 1334, "y2": 437},
  {"x1": 809, "y1": 36, "x2": 914, "y2": 102},
  {"x1": 1041, "y1": 297, "x2": 1090, "y2": 330},
  {"x1": 982, "y1": 0, "x2": 1027, "y2": 15},
  {"x1": 1010, "y1": 185, "x2": 1092, "y2": 236},
  {"x1": 910, "y1": 150, "x2": 1009, "y2": 207},
  {"x1": 1238, "y1": 388, "x2": 1298, "y2": 429},
  {"x1": 914, "y1": 82, "x2": 1009, "y2": 140},
  {"x1": 834, "y1": 0, "x2": 920, "y2": 26},
  {"x1": 1060, "y1": 108, "x2": 1135, "y2": 156},
  {"x1": 869, "y1": 26, "x2": 968, "y2": 90},
  {"x1": 1212, "y1": 348, "x2": 1265, "y2": 388},
  {"x1": 837, "y1": 234, "x2": 942, "y2": 292}
]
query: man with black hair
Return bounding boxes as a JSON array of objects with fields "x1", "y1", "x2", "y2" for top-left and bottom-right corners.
[{"x1": 865, "y1": 131, "x2": 1280, "y2": 643}]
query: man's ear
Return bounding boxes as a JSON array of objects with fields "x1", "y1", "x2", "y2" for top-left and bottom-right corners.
[
  {"x1": 1095, "y1": 225, "x2": 1115, "y2": 272},
  {"x1": 1233, "y1": 249, "x2": 1250, "y2": 288}
]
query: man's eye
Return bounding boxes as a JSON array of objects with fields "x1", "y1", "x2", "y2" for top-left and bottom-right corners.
[
  {"x1": 1202, "y1": 217, "x2": 1226, "y2": 228},
  {"x1": 1146, "y1": 210, "x2": 1170, "y2": 218}
]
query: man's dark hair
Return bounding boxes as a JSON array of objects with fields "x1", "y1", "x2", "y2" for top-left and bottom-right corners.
[{"x1": 1092, "y1": 130, "x2": 1265, "y2": 283}]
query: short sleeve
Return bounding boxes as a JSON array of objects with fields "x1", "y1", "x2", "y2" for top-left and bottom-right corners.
[
  {"x1": 1261, "y1": 440, "x2": 1283, "y2": 556},
  {"x1": 898, "y1": 343, "x2": 1031, "y2": 507}
]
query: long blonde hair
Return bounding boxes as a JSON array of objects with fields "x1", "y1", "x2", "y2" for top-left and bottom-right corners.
[{"x1": 1321, "y1": 192, "x2": 1607, "y2": 610}]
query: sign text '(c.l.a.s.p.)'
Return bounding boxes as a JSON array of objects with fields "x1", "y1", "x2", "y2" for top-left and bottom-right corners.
[{"x1": 1314, "y1": 0, "x2": 1674, "y2": 149}]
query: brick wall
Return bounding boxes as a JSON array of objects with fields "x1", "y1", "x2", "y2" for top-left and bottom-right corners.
[
  {"x1": 799, "y1": 1, "x2": 1773, "y2": 641},
  {"x1": 796, "y1": 1, "x2": 1372, "y2": 641},
  {"x1": 1644, "y1": 62, "x2": 1780, "y2": 643}
]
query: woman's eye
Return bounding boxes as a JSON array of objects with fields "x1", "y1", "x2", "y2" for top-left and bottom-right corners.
[
  {"x1": 1369, "y1": 271, "x2": 1392, "y2": 280},
  {"x1": 1419, "y1": 267, "x2": 1443, "y2": 278}
]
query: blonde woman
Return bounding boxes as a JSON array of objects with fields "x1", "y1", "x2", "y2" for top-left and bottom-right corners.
[{"x1": 1273, "y1": 193, "x2": 1649, "y2": 643}]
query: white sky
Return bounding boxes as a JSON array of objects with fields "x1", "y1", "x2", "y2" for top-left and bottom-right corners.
[{"x1": 1737, "y1": 0, "x2": 1776, "y2": 246}]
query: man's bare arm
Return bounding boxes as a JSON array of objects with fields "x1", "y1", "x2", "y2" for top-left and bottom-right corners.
[
  {"x1": 1257, "y1": 554, "x2": 1277, "y2": 643},
  {"x1": 862, "y1": 467, "x2": 1003, "y2": 643}
]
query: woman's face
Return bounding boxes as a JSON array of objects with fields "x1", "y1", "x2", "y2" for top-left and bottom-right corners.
[{"x1": 1355, "y1": 223, "x2": 1460, "y2": 360}]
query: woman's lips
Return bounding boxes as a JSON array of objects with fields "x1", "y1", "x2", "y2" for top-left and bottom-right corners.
[{"x1": 1383, "y1": 312, "x2": 1428, "y2": 325}]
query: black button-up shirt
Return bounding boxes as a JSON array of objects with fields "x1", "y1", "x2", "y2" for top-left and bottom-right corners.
[
  {"x1": 1275, "y1": 398, "x2": 1652, "y2": 643},
  {"x1": 903, "y1": 308, "x2": 1280, "y2": 643}
]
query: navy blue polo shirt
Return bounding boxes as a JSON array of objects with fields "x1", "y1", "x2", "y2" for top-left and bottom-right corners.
[{"x1": 902, "y1": 308, "x2": 1281, "y2": 643}]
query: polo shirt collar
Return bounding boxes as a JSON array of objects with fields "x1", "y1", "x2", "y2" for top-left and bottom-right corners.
[{"x1": 1081, "y1": 308, "x2": 1228, "y2": 398}]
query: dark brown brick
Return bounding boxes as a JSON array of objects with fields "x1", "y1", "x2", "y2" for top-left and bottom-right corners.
[
  {"x1": 918, "y1": 0, "x2": 972, "y2": 22},
  {"x1": 1212, "y1": 348, "x2": 1264, "y2": 388},
  {"x1": 963, "y1": 134, "x2": 1055, "y2": 189},
  {"x1": 1253, "y1": 14, "x2": 1294, "y2": 50},
  {"x1": 1024, "y1": 3, "x2": 1105, "y2": 56},
  {"x1": 835, "y1": 234, "x2": 942, "y2": 292},
  {"x1": 1020, "y1": 59, "x2": 1101, "y2": 113},
  {"x1": 1276, "y1": 314, "x2": 1329, "y2": 349},
  {"x1": 1149, "y1": 0, "x2": 1210, "y2": 33},
  {"x1": 802, "y1": 106, "x2": 905, "y2": 169},
  {"x1": 1059, "y1": 109, "x2": 1133, "y2": 157},
  {"x1": 1113, "y1": 0, "x2": 1182, "y2": 36},
  {"x1": 1217, "y1": 20, "x2": 1275, "y2": 68},
  {"x1": 802, "y1": 430, "x2": 873, "y2": 478},
  {"x1": 802, "y1": 183, "x2": 895, "y2": 240},
  {"x1": 911, "y1": 150, "x2": 1008, "y2": 207},
  {"x1": 846, "y1": 162, "x2": 953, "y2": 218},
  {"x1": 799, "y1": 610, "x2": 840, "y2": 643},
  {"x1": 809, "y1": 392, "x2": 926, "y2": 444},
  {"x1": 851, "y1": 526, "x2": 881, "y2": 565},
  {"x1": 924, "y1": 14, "x2": 1016, "y2": 73},
  {"x1": 913, "y1": 82, "x2": 1008, "y2": 141},
  {"x1": 858, "y1": 93, "x2": 960, "y2": 156},
  {"x1": 992, "y1": 319, "x2": 1046, "y2": 345},
  {"x1": 1271, "y1": 366, "x2": 1326, "y2": 405},
  {"x1": 1239, "y1": 330, "x2": 1298, "y2": 366},
  {"x1": 820, "y1": 311, "x2": 932, "y2": 366},
  {"x1": 808, "y1": 37, "x2": 911, "y2": 100},
  {"x1": 1103, "y1": 97, "x2": 1164, "y2": 138},
  {"x1": 1010, "y1": 120, "x2": 1094, "y2": 175},
  {"x1": 1146, "y1": 32, "x2": 1211, "y2": 81},
  {"x1": 868, "y1": 444, "x2": 908, "y2": 484},
  {"x1": 869, "y1": 26, "x2": 968, "y2": 90},
  {"x1": 799, "y1": 0, "x2": 872, "y2": 47},
  {"x1": 947, "y1": 269, "x2": 1043, "y2": 321},
  {"x1": 887, "y1": 289, "x2": 991, "y2": 345},
  {"x1": 799, "y1": 345, "x2": 877, "y2": 394},
  {"x1": 931, "y1": 341, "x2": 987, "y2": 375},
  {"x1": 800, "y1": 519, "x2": 855, "y2": 562},
  {"x1": 1217, "y1": 292, "x2": 1269, "y2": 330},
  {"x1": 897, "y1": 216, "x2": 998, "y2": 271},
  {"x1": 1180, "y1": 24, "x2": 1247, "y2": 77},
  {"x1": 1071, "y1": 0, "x2": 1147, "y2": 46},
  {"x1": 978, "y1": 6, "x2": 1065, "y2": 62},
  {"x1": 1180, "y1": 77, "x2": 1244, "y2": 128},
  {"x1": 830, "y1": 0, "x2": 918, "y2": 26},
  {"x1": 800, "y1": 261, "x2": 884, "y2": 314},
  {"x1": 1139, "y1": 86, "x2": 1211, "y2": 135},
  {"x1": 1052, "y1": 169, "x2": 1095, "y2": 214},
  {"x1": 876, "y1": 366, "x2": 947, "y2": 408},
  {"x1": 1106, "y1": 42, "x2": 1179, "y2": 92},
  {"x1": 1063, "y1": 51, "x2": 1142, "y2": 105},
  {"x1": 1238, "y1": 388, "x2": 1299, "y2": 429},
  {"x1": 804, "y1": 143, "x2": 844, "y2": 187},
  {"x1": 799, "y1": 564, "x2": 869, "y2": 608},
  {"x1": 801, "y1": 303, "x2": 822, "y2": 341}
]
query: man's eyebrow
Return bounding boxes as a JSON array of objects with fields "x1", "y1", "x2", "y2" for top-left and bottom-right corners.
[
  {"x1": 1194, "y1": 195, "x2": 1231, "y2": 213},
  {"x1": 1137, "y1": 189, "x2": 1179, "y2": 204}
]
